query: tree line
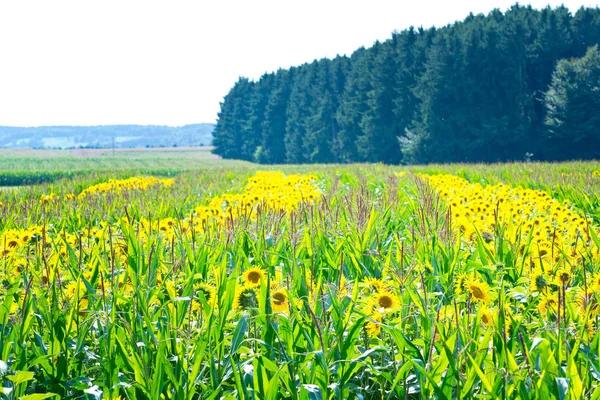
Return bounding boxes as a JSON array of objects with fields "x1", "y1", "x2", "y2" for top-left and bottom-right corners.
[{"x1": 213, "y1": 5, "x2": 600, "y2": 164}]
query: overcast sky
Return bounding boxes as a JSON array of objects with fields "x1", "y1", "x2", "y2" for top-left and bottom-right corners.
[{"x1": 0, "y1": 0, "x2": 598, "y2": 127}]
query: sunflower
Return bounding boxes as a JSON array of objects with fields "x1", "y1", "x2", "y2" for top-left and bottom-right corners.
[
  {"x1": 365, "y1": 311, "x2": 383, "y2": 337},
  {"x1": 6, "y1": 237, "x2": 19, "y2": 250},
  {"x1": 538, "y1": 293, "x2": 558, "y2": 314},
  {"x1": 195, "y1": 282, "x2": 217, "y2": 307},
  {"x1": 164, "y1": 281, "x2": 178, "y2": 299},
  {"x1": 554, "y1": 268, "x2": 571, "y2": 286},
  {"x1": 362, "y1": 277, "x2": 386, "y2": 293},
  {"x1": 535, "y1": 243, "x2": 552, "y2": 258},
  {"x1": 9, "y1": 297, "x2": 20, "y2": 315},
  {"x1": 270, "y1": 289, "x2": 289, "y2": 314},
  {"x1": 64, "y1": 281, "x2": 85, "y2": 299},
  {"x1": 368, "y1": 291, "x2": 400, "y2": 314},
  {"x1": 478, "y1": 306, "x2": 494, "y2": 327},
  {"x1": 78, "y1": 297, "x2": 89, "y2": 315},
  {"x1": 20, "y1": 231, "x2": 32, "y2": 245},
  {"x1": 233, "y1": 284, "x2": 258, "y2": 310},
  {"x1": 591, "y1": 273, "x2": 600, "y2": 293},
  {"x1": 11, "y1": 257, "x2": 26, "y2": 276},
  {"x1": 243, "y1": 267, "x2": 265, "y2": 287},
  {"x1": 467, "y1": 280, "x2": 491, "y2": 303},
  {"x1": 455, "y1": 272, "x2": 475, "y2": 295},
  {"x1": 580, "y1": 320, "x2": 596, "y2": 339},
  {"x1": 529, "y1": 267, "x2": 548, "y2": 293}
]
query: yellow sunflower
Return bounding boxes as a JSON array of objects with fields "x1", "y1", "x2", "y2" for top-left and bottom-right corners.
[
  {"x1": 270, "y1": 289, "x2": 289, "y2": 314},
  {"x1": 11, "y1": 257, "x2": 27, "y2": 276},
  {"x1": 467, "y1": 280, "x2": 491, "y2": 304},
  {"x1": 366, "y1": 311, "x2": 383, "y2": 338},
  {"x1": 5, "y1": 236, "x2": 19, "y2": 250},
  {"x1": 195, "y1": 282, "x2": 217, "y2": 307},
  {"x1": 554, "y1": 268, "x2": 571, "y2": 286},
  {"x1": 368, "y1": 291, "x2": 400, "y2": 314},
  {"x1": 243, "y1": 267, "x2": 265, "y2": 287},
  {"x1": 20, "y1": 231, "x2": 32, "y2": 245},
  {"x1": 529, "y1": 267, "x2": 548, "y2": 293},
  {"x1": 78, "y1": 297, "x2": 89, "y2": 316},
  {"x1": 439, "y1": 305, "x2": 455, "y2": 323},
  {"x1": 233, "y1": 284, "x2": 259, "y2": 310},
  {"x1": 478, "y1": 306, "x2": 494, "y2": 327},
  {"x1": 362, "y1": 277, "x2": 386, "y2": 293},
  {"x1": 455, "y1": 272, "x2": 475, "y2": 295},
  {"x1": 64, "y1": 280, "x2": 85, "y2": 299},
  {"x1": 538, "y1": 293, "x2": 559, "y2": 314},
  {"x1": 591, "y1": 273, "x2": 600, "y2": 293}
]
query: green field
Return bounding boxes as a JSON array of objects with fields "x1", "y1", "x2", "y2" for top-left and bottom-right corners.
[
  {"x1": 0, "y1": 148, "x2": 251, "y2": 186},
  {"x1": 1, "y1": 156, "x2": 600, "y2": 399}
]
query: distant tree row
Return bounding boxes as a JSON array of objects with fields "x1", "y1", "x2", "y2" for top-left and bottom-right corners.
[
  {"x1": 213, "y1": 5, "x2": 600, "y2": 164},
  {"x1": 0, "y1": 124, "x2": 214, "y2": 149}
]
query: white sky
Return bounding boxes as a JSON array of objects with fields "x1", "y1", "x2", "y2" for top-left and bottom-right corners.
[{"x1": 0, "y1": 0, "x2": 598, "y2": 127}]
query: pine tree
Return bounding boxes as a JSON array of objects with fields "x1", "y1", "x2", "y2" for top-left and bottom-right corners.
[
  {"x1": 242, "y1": 73, "x2": 274, "y2": 161},
  {"x1": 303, "y1": 59, "x2": 336, "y2": 163},
  {"x1": 335, "y1": 48, "x2": 372, "y2": 162},
  {"x1": 543, "y1": 45, "x2": 600, "y2": 160},
  {"x1": 571, "y1": 7, "x2": 600, "y2": 57},
  {"x1": 406, "y1": 29, "x2": 466, "y2": 163},
  {"x1": 358, "y1": 39, "x2": 402, "y2": 163},
  {"x1": 285, "y1": 64, "x2": 318, "y2": 164},
  {"x1": 394, "y1": 27, "x2": 431, "y2": 154},
  {"x1": 258, "y1": 70, "x2": 293, "y2": 164},
  {"x1": 212, "y1": 77, "x2": 255, "y2": 160}
]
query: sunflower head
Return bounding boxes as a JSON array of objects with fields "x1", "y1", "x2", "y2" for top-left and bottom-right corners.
[
  {"x1": 439, "y1": 305, "x2": 455, "y2": 323},
  {"x1": 195, "y1": 282, "x2": 217, "y2": 307},
  {"x1": 243, "y1": 267, "x2": 265, "y2": 286},
  {"x1": 478, "y1": 306, "x2": 494, "y2": 327},
  {"x1": 555, "y1": 268, "x2": 571, "y2": 286},
  {"x1": 6, "y1": 238, "x2": 19, "y2": 249},
  {"x1": 368, "y1": 291, "x2": 400, "y2": 314},
  {"x1": 455, "y1": 272, "x2": 474, "y2": 295},
  {"x1": 20, "y1": 232, "x2": 32, "y2": 244},
  {"x1": 270, "y1": 289, "x2": 289, "y2": 314},
  {"x1": 530, "y1": 268, "x2": 548, "y2": 293},
  {"x1": 592, "y1": 274, "x2": 600, "y2": 292},
  {"x1": 362, "y1": 277, "x2": 386, "y2": 293},
  {"x1": 467, "y1": 280, "x2": 491, "y2": 303},
  {"x1": 538, "y1": 293, "x2": 558, "y2": 314},
  {"x1": 234, "y1": 284, "x2": 258, "y2": 310},
  {"x1": 365, "y1": 311, "x2": 383, "y2": 338},
  {"x1": 64, "y1": 280, "x2": 85, "y2": 299}
]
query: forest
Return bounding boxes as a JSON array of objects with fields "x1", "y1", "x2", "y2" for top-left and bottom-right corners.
[{"x1": 212, "y1": 5, "x2": 600, "y2": 164}]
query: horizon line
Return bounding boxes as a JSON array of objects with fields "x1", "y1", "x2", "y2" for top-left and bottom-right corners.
[{"x1": 0, "y1": 122, "x2": 216, "y2": 128}]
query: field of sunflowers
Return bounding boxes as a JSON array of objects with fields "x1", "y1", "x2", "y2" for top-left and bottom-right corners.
[{"x1": 1, "y1": 162, "x2": 600, "y2": 399}]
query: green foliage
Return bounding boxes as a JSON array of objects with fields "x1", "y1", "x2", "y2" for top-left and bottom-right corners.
[
  {"x1": 0, "y1": 148, "x2": 250, "y2": 186},
  {"x1": 544, "y1": 45, "x2": 600, "y2": 160},
  {"x1": 213, "y1": 5, "x2": 600, "y2": 165},
  {"x1": 0, "y1": 162, "x2": 599, "y2": 399}
]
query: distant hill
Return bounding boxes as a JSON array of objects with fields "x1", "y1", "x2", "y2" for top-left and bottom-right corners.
[{"x1": 0, "y1": 124, "x2": 214, "y2": 149}]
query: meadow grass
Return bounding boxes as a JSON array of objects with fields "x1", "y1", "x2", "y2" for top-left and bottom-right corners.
[{"x1": 0, "y1": 148, "x2": 251, "y2": 186}]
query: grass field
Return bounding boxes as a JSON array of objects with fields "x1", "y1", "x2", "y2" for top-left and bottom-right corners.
[
  {"x1": 0, "y1": 147, "x2": 251, "y2": 186},
  {"x1": 0, "y1": 155, "x2": 600, "y2": 399}
]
